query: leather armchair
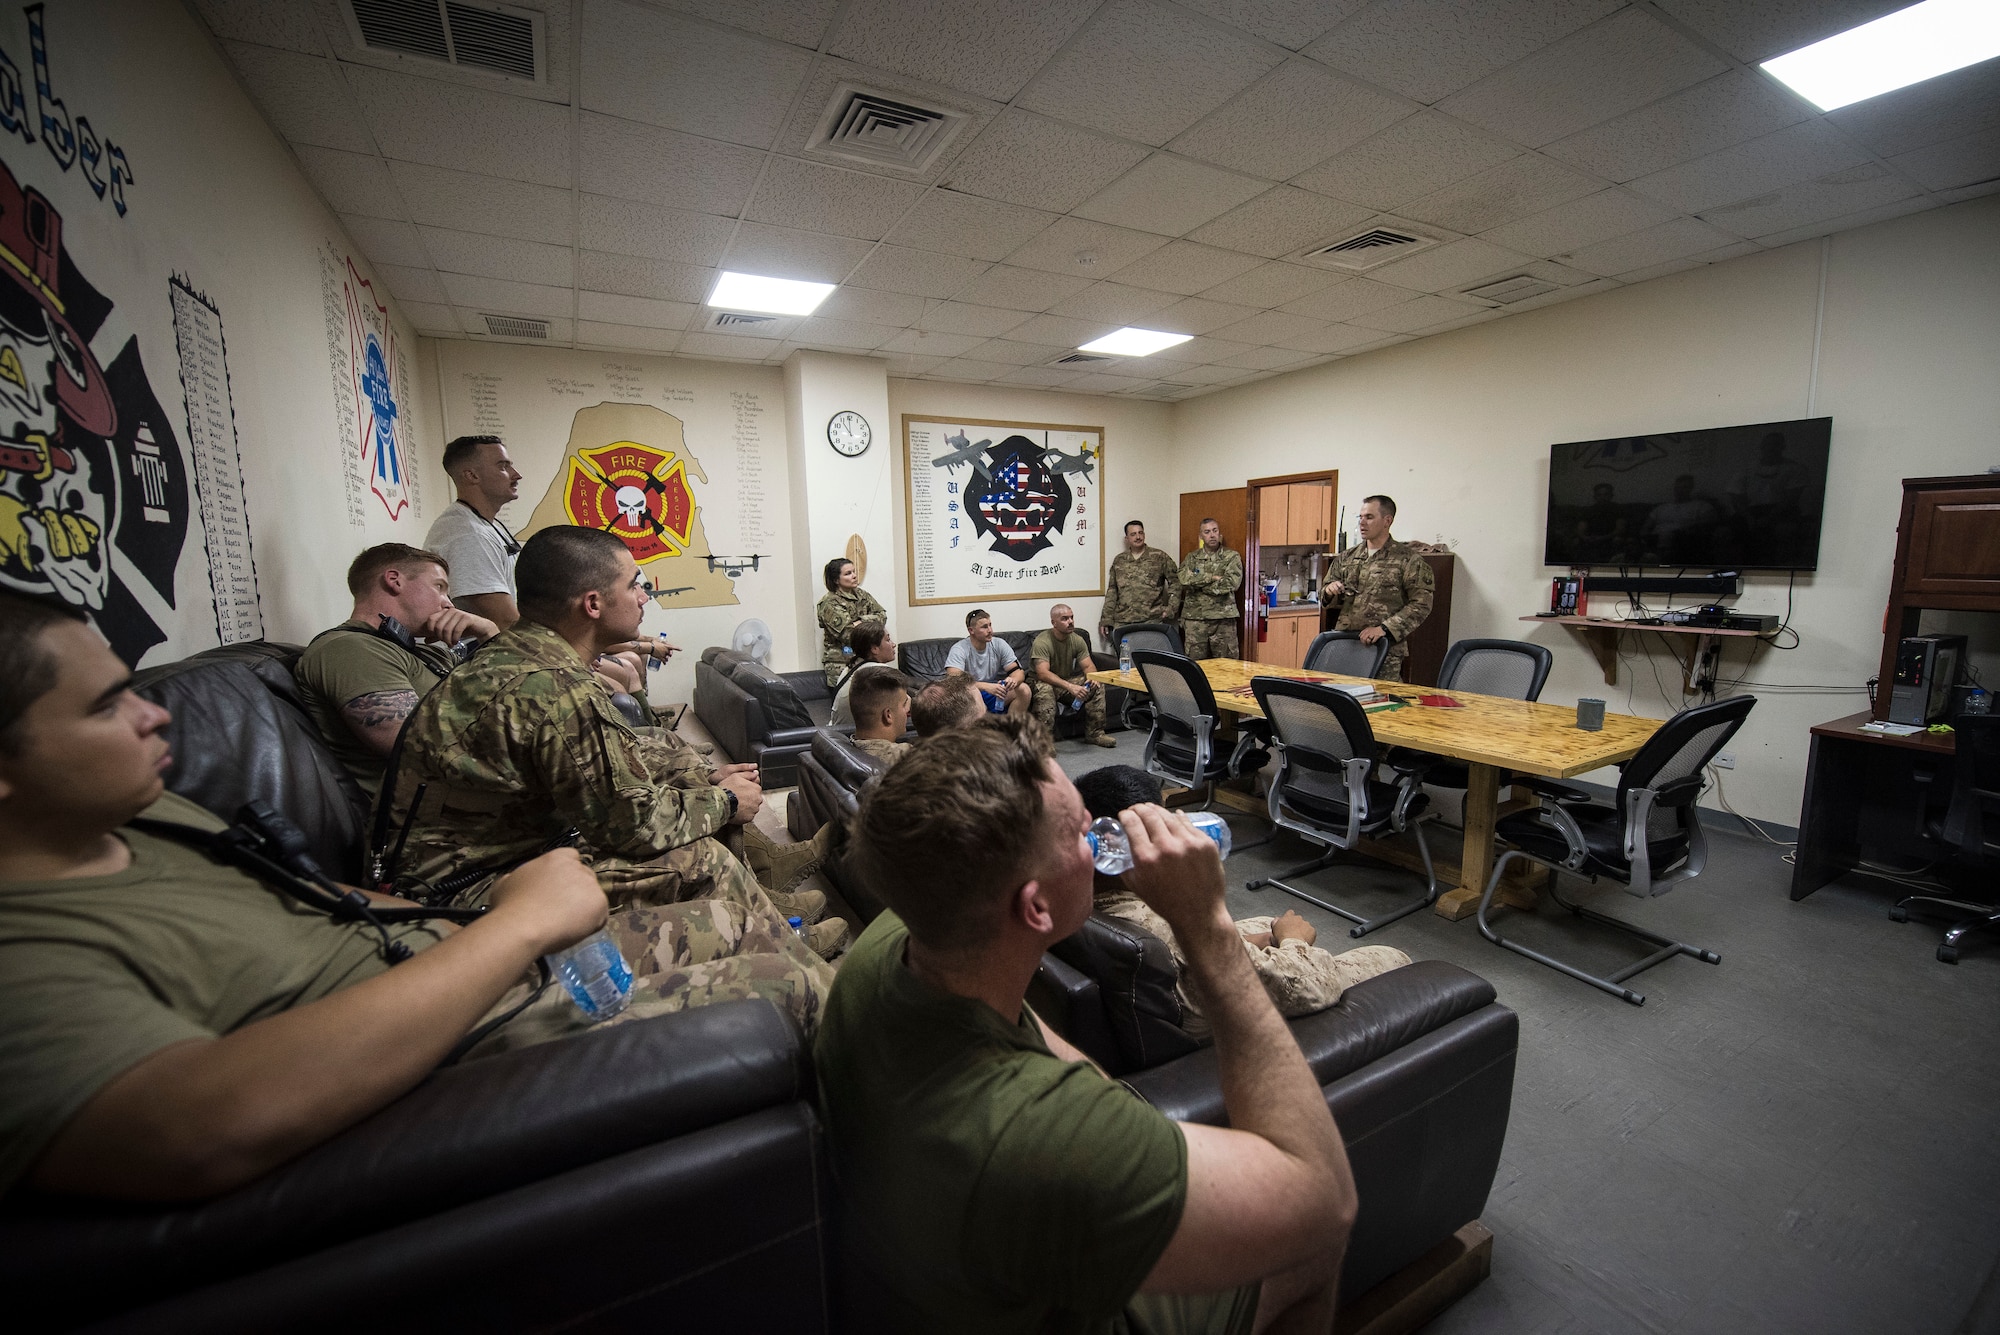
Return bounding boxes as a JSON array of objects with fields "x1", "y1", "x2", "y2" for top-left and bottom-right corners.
[
  {"x1": 788, "y1": 730, "x2": 891, "y2": 923},
  {"x1": 691, "y1": 648, "x2": 828, "y2": 786}
]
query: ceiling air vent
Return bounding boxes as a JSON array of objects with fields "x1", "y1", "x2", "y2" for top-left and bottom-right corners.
[
  {"x1": 709, "y1": 311, "x2": 780, "y2": 330},
  {"x1": 346, "y1": 0, "x2": 543, "y2": 82},
  {"x1": 1461, "y1": 274, "x2": 1558, "y2": 305},
  {"x1": 480, "y1": 313, "x2": 548, "y2": 339},
  {"x1": 1051, "y1": 352, "x2": 1113, "y2": 366},
  {"x1": 1295, "y1": 223, "x2": 1440, "y2": 273},
  {"x1": 811, "y1": 85, "x2": 966, "y2": 173}
]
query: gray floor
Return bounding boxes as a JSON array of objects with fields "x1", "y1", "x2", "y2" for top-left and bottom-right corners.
[{"x1": 1048, "y1": 731, "x2": 2000, "y2": 1335}]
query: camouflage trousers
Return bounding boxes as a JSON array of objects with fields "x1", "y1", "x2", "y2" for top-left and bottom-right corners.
[
  {"x1": 1031, "y1": 674, "x2": 1107, "y2": 737},
  {"x1": 472, "y1": 892, "x2": 837, "y2": 1053},
  {"x1": 1182, "y1": 618, "x2": 1240, "y2": 661},
  {"x1": 1377, "y1": 642, "x2": 1409, "y2": 682}
]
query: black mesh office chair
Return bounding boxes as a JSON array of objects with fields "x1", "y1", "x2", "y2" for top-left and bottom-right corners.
[
  {"x1": 1392, "y1": 639, "x2": 1555, "y2": 791},
  {"x1": 1891, "y1": 715, "x2": 2000, "y2": 964},
  {"x1": 1244, "y1": 678, "x2": 1438, "y2": 937},
  {"x1": 1113, "y1": 624, "x2": 1184, "y2": 731},
  {"x1": 1304, "y1": 629, "x2": 1390, "y2": 678},
  {"x1": 1476, "y1": 695, "x2": 1754, "y2": 1005},
  {"x1": 1132, "y1": 649, "x2": 1233, "y2": 806}
]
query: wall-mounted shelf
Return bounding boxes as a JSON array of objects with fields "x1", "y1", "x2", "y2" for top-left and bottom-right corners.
[{"x1": 1521, "y1": 615, "x2": 1766, "y2": 692}]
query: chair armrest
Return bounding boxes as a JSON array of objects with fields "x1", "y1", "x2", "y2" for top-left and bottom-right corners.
[
  {"x1": 1515, "y1": 775, "x2": 1594, "y2": 805},
  {"x1": 764, "y1": 725, "x2": 821, "y2": 750}
]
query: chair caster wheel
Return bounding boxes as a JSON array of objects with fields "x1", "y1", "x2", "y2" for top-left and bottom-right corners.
[
  {"x1": 1888, "y1": 907, "x2": 1908, "y2": 923},
  {"x1": 1938, "y1": 945, "x2": 1959, "y2": 964}
]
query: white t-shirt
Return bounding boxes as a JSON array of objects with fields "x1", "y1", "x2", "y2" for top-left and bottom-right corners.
[
  {"x1": 423, "y1": 500, "x2": 518, "y2": 598},
  {"x1": 945, "y1": 636, "x2": 1018, "y2": 683}
]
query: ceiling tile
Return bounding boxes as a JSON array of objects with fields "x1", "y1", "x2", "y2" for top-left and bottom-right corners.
[
  {"x1": 396, "y1": 301, "x2": 461, "y2": 334},
  {"x1": 387, "y1": 162, "x2": 574, "y2": 245},
  {"x1": 1542, "y1": 71, "x2": 1812, "y2": 184},
  {"x1": 1168, "y1": 362, "x2": 1256, "y2": 384},
  {"x1": 1413, "y1": 305, "x2": 1508, "y2": 335},
  {"x1": 1074, "y1": 154, "x2": 1272, "y2": 237},
  {"x1": 194, "y1": 0, "x2": 326, "y2": 52},
  {"x1": 581, "y1": 194, "x2": 735, "y2": 266},
  {"x1": 296, "y1": 147, "x2": 403, "y2": 220},
  {"x1": 1187, "y1": 186, "x2": 1373, "y2": 257},
  {"x1": 1628, "y1": 120, "x2": 1868, "y2": 215},
  {"x1": 915, "y1": 302, "x2": 1037, "y2": 337},
  {"x1": 374, "y1": 263, "x2": 448, "y2": 306},
  {"x1": 745, "y1": 157, "x2": 925, "y2": 239},
  {"x1": 1152, "y1": 335, "x2": 1259, "y2": 363},
  {"x1": 994, "y1": 365, "x2": 1088, "y2": 387},
  {"x1": 1278, "y1": 320, "x2": 1400, "y2": 354},
  {"x1": 1107, "y1": 240, "x2": 1266, "y2": 294},
  {"x1": 1279, "y1": 276, "x2": 1427, "y2": 320},
  {"x1": 1218, "y1": 343, "x2": 1319, "y2": 369},
  {"x1": 1397, "y1": 154, "x2": 1604, "y2": 234},
  {"x1": 577, "y1": 292, "x2": 700, "y2": 328},
  {"x1": 580, "y1": 251, "x2": 715, "y2": 303},
  {"x1": 1612, "y1": 243, "x2": 1759, "y2": 284},
  {"x1": 222, "y1": 43, "x2": 372, "y2": 153},
  {"x1": 1438, "y1": 9, "x2": 1729, "y2": 148},
  {"x1": 1480, "y1": 188, "x2": 1677, "y2": 255},
  {"x1": 420, "y1": 228, "x2": 575, "y2": 286},
  {"x1": 1015, "y1": 0, "x2": 1285, "y2": 145},
  {"x1": 1346, "y1": 293, "x2": 1484, "y2": 332},
  {"x1": 1003, "y1": 217, "x2": 1170, "y2": 277},
  {"x1": 647, "y1": 0, "x2": 840, "y2": 48},
  {"x1": 1292, "y1": 113, "x2": 1519, "y2": 212},
  {"x1": 940, "y1": 109, "x2": 1152, "y2": 213},
  {"x1": 347, "y1": 65, "x2": 572, "y2": 187},
  {"x1": 849, "y1": 245, "x2": 992, "y2": 298},
  {"x1": 1146, "y1": 295, "x2": 1261, "y2": 334},
  {"x1": 459, "y1": 312, "x2": 574, "y2": 343},
  {"x1": 1653, "y1": 0, "x2": 1914, "y2": 64},
  {"x1": 886, "y1": 354, "x2": 953, "y2": 375},
  {"x1": 722, "y1": 224, "x2": 875, "y2": 283},
  {"x1": 1046, "y1": 281, "x2": 1185, "y2": 323},
  {"x1": 816, "y1": 286, "x2": 927, "y2": 325},
  {"x1": 1174, "y1": 0, "x2": 1369, "y2": 50},
  {"x1": 828, "y1": 0, "x2": 1098, "y2": 101},
  {"x1": 1747, "y1": 194, "x2": 1935, "y2": 249},
  {"x1": 1062, "y1": 369, "x2": 1156, "y2": 391},
  {"x1": 1004, "y1": 313, "x2": 1121, "y2": 347},
  {"x1": 576, "y1": 321, "x2": 686, "y2": 353},
  {"x1": 929, "y1": 357, "x2": 1018, "y2": 381},
  {"x1": 580, "y1": 1, "x2": 811, "y2": 147},
  {"x1": 576, "y1": 113, "x2": 767, "y2": 215},
  {"x1": 679, "y1": 331, "x2": 785, "y2": 360},
  {"x1": 340, "y1": 215, "x2": 428, "y2": 270},
  {"x1": 1196, "y1": 260, "x2": 1342, "y2": 308},
  {"x1": 1698, "y1": 164, "x2": 1919, "y2": 239},
  {"x1": 879, "y1": 328, "x2": 986, "y2": 356},
  {"x1": 955, "y1": 265, "x2": 1096, "y2": 311},
  {"x1": 1888, "y1": 127, "x2": 2000, "y2": 193},
  {"x1": 887, "y1": 191, "x2": 1058, "y2": 261},
  {"x1": 1306, "y1": 0, "x2": 1622, "y2": 106},
  {"x1": 440, "y1": 274, "x2": 575, "y2": 319},
  {"x1": 1559, "y1": 216, "x2": 1744, "y2": 276},
  {"x1": 1366, "y1": 237, "x2": 1535, "y2": 293},
  {"x1": 1210, "y1": 310, "x2": 1330, "y2": 347},
  {"x1": 1169, "y1": 61, "x2": 1411, "y2": 182},
  {"x1": 790, "y1": 317, "x2": 898, "y2": 350},
  {"x1": 965, "y1": 338, "x2": 1071, "y2": 365},
  {"x1": 1823, "y1": 60, "x2": 2000, "y2": 160}
]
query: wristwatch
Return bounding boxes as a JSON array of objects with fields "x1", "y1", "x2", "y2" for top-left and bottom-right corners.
[{"x1": 723, "y1": 787, "x2": 740, "y2": 820}]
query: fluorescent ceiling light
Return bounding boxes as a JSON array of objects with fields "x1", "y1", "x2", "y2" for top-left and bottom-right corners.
[
  {"x1": 707, "y1": 270, "x2": 835, "y2": 316},
  {"x1": 1077, "y1": 327, "x2": 1193, "y2": 357},
  {"x1": 1761, "y1": 0, "x2": 2000, "y2": 112}
]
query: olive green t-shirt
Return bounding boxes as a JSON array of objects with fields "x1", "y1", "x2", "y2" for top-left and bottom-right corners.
[
  {"x1": 1031, "y1": 628, "x2": 1094, "y2": 682},
  {"x1": 295, "y1": 623, "x2": 452, "y2": 797},
  {"x1": 0, "y1": 792, "x2": 450, "y2": 1196},
  {"x1": 814, "y1": 911, "x2": 1187, "y2": 1335}
]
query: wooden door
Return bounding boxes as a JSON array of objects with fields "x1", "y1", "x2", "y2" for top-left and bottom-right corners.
[
  {"x1": 1904, "y1": 485, "x2": 2000, "y2": 596},
  {"x1": 1180, "y1": 487, "x2": 1250, "y2": 648},
  {"x1": 1260, "y1": 484, "x2": 1293, "y2": 544}
]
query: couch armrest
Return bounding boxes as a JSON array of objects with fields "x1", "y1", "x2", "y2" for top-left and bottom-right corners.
[
  {"x1": 1027, "y1": 953, "x2": 1122, "y2": 1073},
  {"x1": 1, "y1": 1000, "x2": 807, "y2": 1324}
]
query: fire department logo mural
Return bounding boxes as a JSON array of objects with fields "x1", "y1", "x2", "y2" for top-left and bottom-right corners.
[
  {"x1": 343, "y1": 259, "x2": 410, "y2": 520},
  {"x1": 563, "y1": 440, "x2": 696, "y2": 565},
  {"x1": 970, "y1": 434, "x2": 1073, "y2": 561}
]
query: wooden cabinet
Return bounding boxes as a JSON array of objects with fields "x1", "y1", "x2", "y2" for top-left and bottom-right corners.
[
  {"x1": 1257, "y1": 607, "x2": 1320, "y2": 667},
  {"x1": 1256, "y1": 482, "x2": 1334, "y2": 546},
  {"x1": 1258, "y1": 485, "x2": 1293, "y2": 544},
  {"x1": 1875, "y1": 475, "x2": 2000, "y2": 717}
]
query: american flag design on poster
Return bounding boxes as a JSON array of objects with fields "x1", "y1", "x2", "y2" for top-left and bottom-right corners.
[{"x1": 970, "y1": 435, "x2": 1072, "y2": 560}]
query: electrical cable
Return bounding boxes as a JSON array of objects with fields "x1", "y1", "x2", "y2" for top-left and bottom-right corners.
[{"x1": 1704, "y1": 763, "x2": 1795, "y2": 849}]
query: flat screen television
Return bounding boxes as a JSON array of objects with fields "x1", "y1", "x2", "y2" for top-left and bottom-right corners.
[{"x1": 1543, "y1": 416, "x2": 1831, "y2": 571}]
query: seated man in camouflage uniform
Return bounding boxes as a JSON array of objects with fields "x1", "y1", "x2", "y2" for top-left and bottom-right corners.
[
  {"x1": 846, "y1": 667, "x2": 912, "y2": 766},
  {"x1": 388, "y1": 526, "x2": 847, "y2": 958},
  {"x1": 1029, "y1": 603, "x2": 1115, "y2": 748},
  {"x1": 1323, "y1": 494, "x2": 1434, "y2": 682},
  {"x1": 0, "y1": 593, "x2": 833, "y2": 1204}
]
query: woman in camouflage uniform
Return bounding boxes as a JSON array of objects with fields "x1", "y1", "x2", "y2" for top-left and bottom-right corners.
[{"x1": 816, "y1": 557, "x2": 887, "y2": 689}]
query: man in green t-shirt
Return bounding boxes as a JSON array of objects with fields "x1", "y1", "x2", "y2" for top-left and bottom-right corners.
[
  {"x1": 1030, "y1": 603, "x2": 1114, "y2": 748},
  {"x1": 0, "y1": 592, "x2": 832, "y2": 1202},
  {"x1": 295, "y1": 543, "x2": 499, "y2": 797},
  {"x1": 816, "y1": 716, "x2": 1358, "y2": 1334}
]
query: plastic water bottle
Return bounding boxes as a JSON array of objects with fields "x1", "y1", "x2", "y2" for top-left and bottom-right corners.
[
  {"x1": 1966, "y1": 687, "x2": 1991, "y2": 717},
  {"x1": 787, "y1": 915, "x2": 806, "y2": 938},
  {"x1": 544, "y1": 928, "x2": 633, "y2": 1022},
  {"x1": 1087, "y1": 811, "x2": 1232, "y2": 874},
  {"x1": 1119, "y1": 638, "x2": 1133, "y2": 674}
]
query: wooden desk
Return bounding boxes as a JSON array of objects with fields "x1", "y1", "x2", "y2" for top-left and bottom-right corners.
[
  {"x1": 1792, "y1": 711, "x2": 1957, "y2": 899},
  {"x1": 1089, "y1": 659, "x2": 1660, "y2": 920}
]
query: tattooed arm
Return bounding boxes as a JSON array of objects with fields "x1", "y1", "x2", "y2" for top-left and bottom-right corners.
[{"x1": 340, "y1": 688, "x2": 420, "y2": 757}]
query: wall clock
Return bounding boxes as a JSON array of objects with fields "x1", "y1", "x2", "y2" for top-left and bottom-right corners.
[{"x1": 827, "y1": 410, "x2": 871, "y2": 457}]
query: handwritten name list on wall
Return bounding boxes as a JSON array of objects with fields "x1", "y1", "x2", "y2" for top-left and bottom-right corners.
[{"x1": 169, "y1": 277, "x2": 264, "y2": 644}]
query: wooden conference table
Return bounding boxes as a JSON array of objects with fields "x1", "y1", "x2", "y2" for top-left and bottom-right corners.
[{"x1": 1087, "y1": 659, "x2": 1661, "y2": 919}]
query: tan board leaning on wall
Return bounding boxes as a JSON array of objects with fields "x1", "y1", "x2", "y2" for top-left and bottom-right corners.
[
  {"x1": 845, "y1": 534, "x2": 867, "y2": 586},
  {"x1": 520, "y1": 401, "x2": 738, "y2": 607}
]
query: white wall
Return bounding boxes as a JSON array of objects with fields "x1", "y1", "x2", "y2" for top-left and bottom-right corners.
[
  {"x1": 1172, "y1": 195, "x2": 2000, "y2": 826},
  {"x1": 0, "y1": 0, "x2": 429, "y2": 662},
  {"x1": 886, "y1": 380, "x2": 1177, "y2": 646},
  {"x1": 784, "y1": 351, "x2": 896, "y2": 669}
]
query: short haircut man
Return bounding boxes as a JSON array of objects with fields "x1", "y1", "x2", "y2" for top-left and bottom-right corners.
[
  {"x1": 946, "y1": 608, "x2": 1029, "y2": 717},
  {"x1": 847, "y1": 667, "x2": 912, "y2": 767},
  {"x1": 347, "y1": 543, "x2": 448, "y2": 596},
  {"x1": 910, "y1": 678, "x2": 982, "y2": 737},
  {"x1": 425, "y1": 435, "x2": 524, "y2": 630},
  {"x1": 1360, "y1": 493, "x2": 1397, "y2": 521},
  {"x1": 1125, "y1": 519, "x2": 1143, "y2": 534},
  {"x1": 1030, "y1": 602, "x2": 1112, "y2": 747},
  {"x1": 515, "y1": 525, "x2": 630, "y2": 624},
  {"x1": 815, "y1": 717, "x2": 1359, "y2": 1330}
]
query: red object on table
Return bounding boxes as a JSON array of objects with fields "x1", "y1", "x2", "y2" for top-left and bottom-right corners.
[{"x1": 1417, "y1": 693, "x2": 1464, "y2": 708}]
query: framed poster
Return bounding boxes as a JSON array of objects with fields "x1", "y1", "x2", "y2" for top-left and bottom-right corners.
[{"x1": 904, "y1": 415, "x2": 1105, "y2": 607}]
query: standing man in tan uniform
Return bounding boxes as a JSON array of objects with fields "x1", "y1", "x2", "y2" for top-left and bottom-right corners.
[
  {"x1": 1098, "y1": 520, "x2": 1180, "y2": 648},
  {"x1": 1324, "y1": 494, "x2": 1434, "y2": 682},
  {"x1": 1177, "y1": 518, "x2": 1243, "y2": 661}
]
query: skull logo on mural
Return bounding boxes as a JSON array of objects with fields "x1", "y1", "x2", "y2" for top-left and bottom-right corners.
[{"x1": 968, "y1": 434, "x2": 1074, "y2": 562}]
